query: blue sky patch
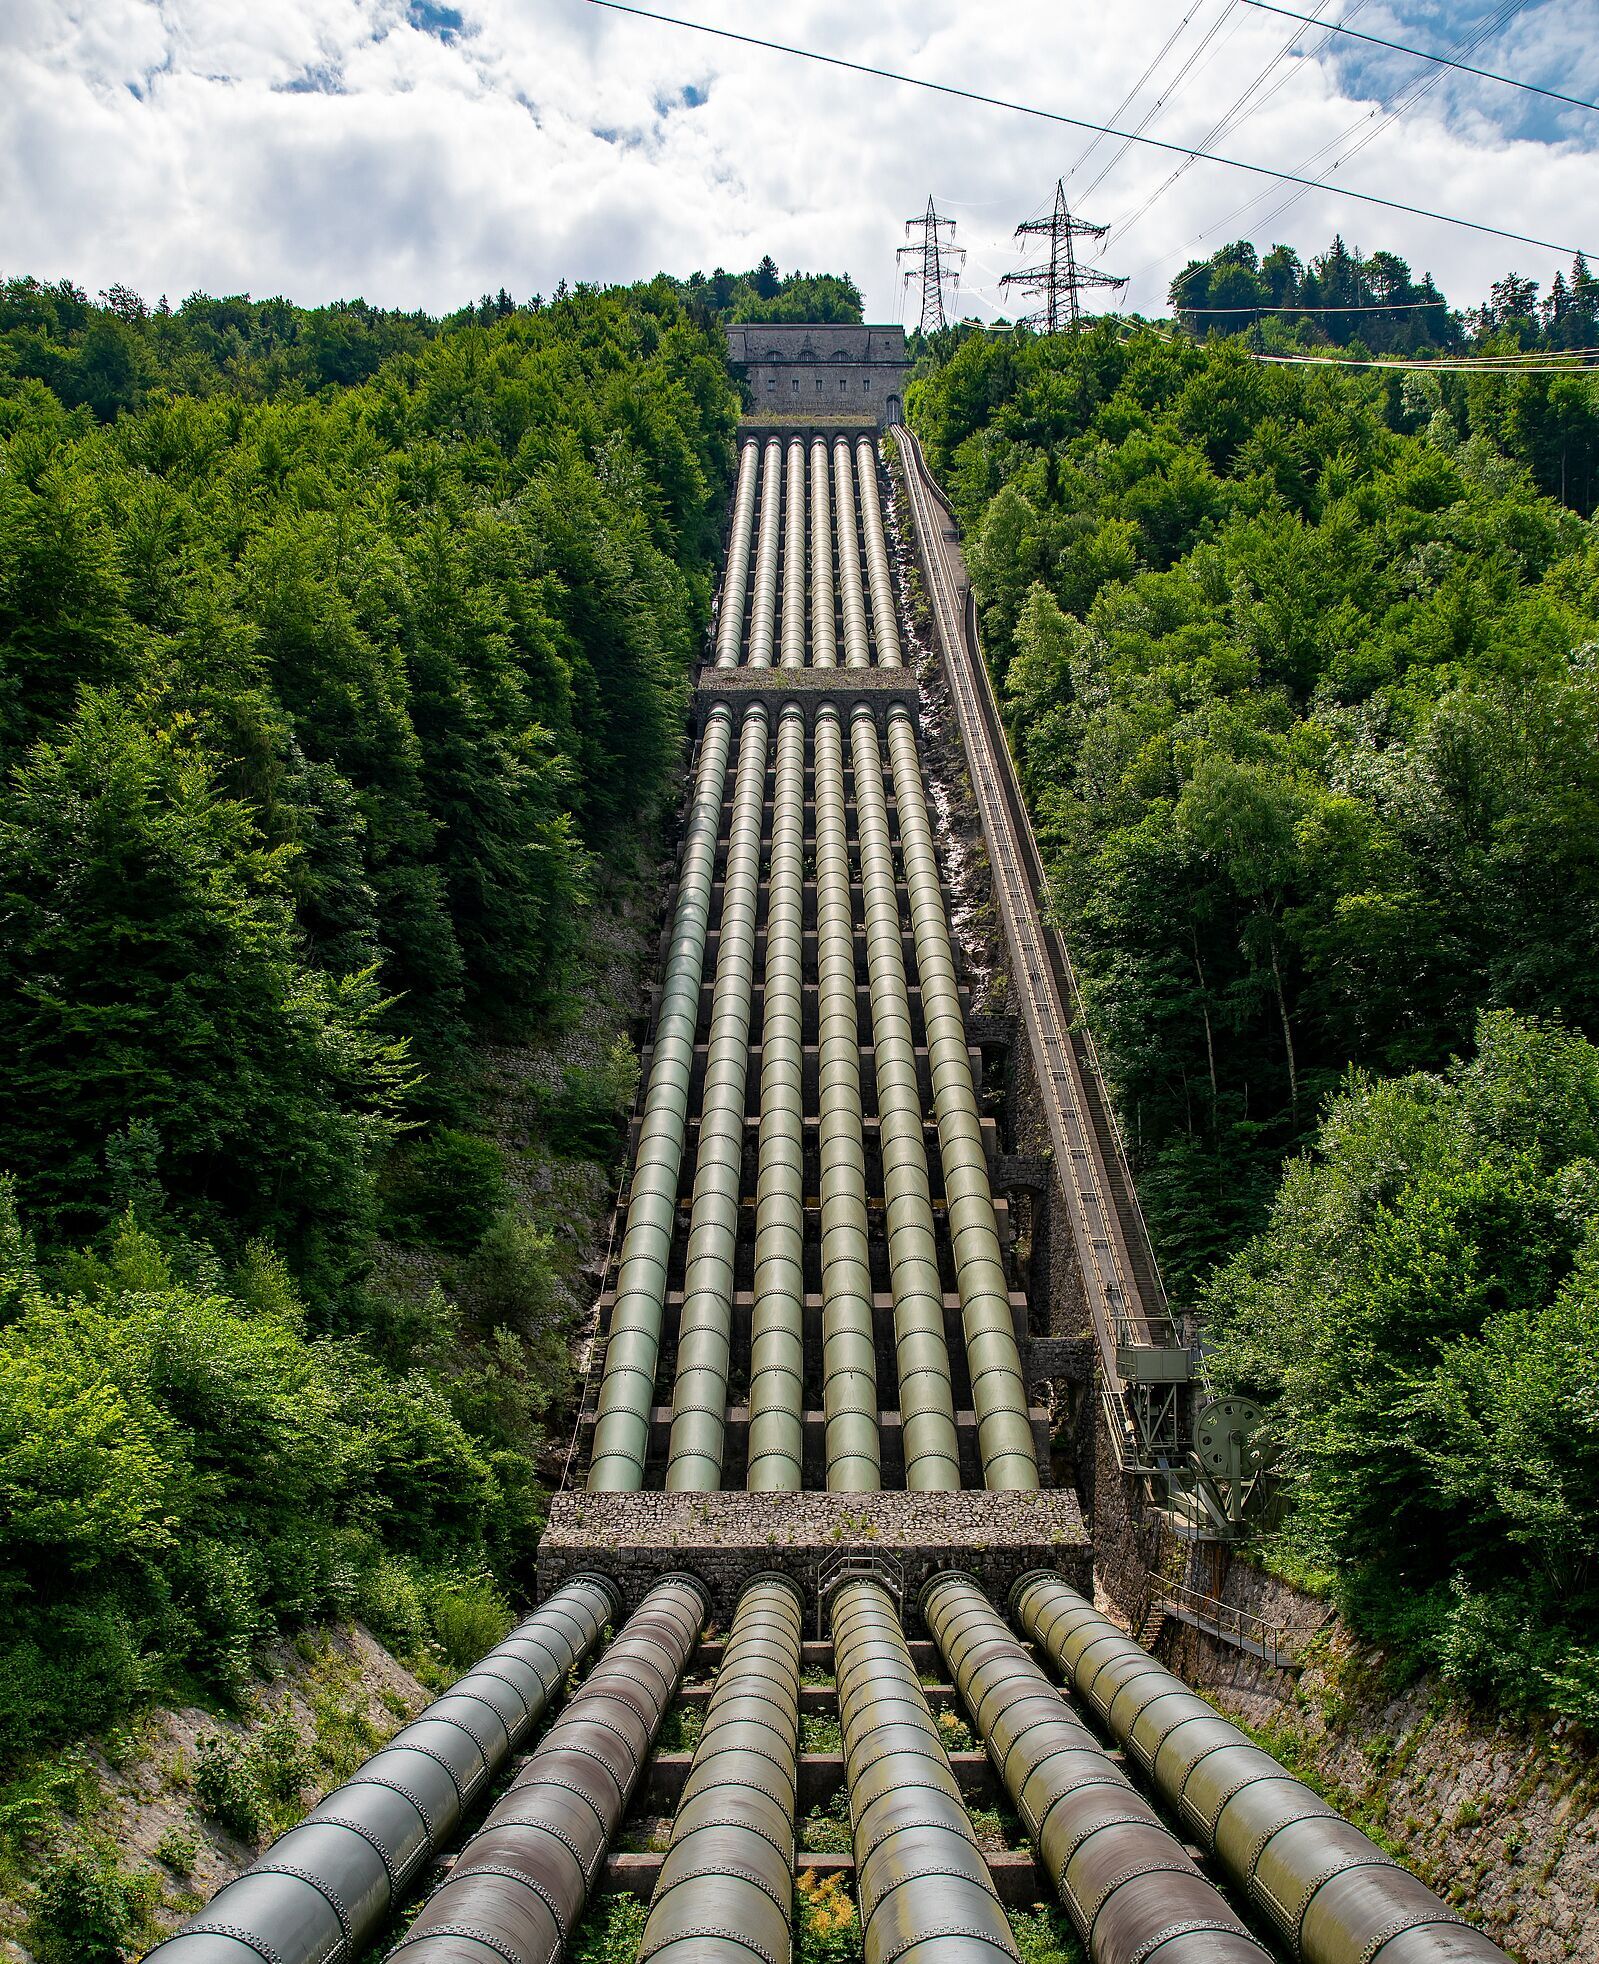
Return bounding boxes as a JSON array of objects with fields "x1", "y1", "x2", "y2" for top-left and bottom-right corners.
[{"x1": 407, "y1": 1, "x2": 466, "y2": 43}]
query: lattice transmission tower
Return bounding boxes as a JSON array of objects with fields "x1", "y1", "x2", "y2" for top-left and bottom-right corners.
[
  {"x1": 1000, "y1": 179, "x2": 1127, "y2": 333},
  {"x1": 898, "y1": 196, "x2": 965, "y2": 334}
]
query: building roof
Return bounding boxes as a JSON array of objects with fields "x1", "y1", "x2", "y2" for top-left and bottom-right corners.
[{"x1": 725, "y1": 322, "x2": 908, "y2": 366}]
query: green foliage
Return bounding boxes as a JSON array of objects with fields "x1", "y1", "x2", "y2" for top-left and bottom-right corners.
[
  {"x1": 1009, "y1": 1902, "x2": 1084, "y2": 1964},
  {"x1": 26, "y1": 1840, "x2": 161, "y2": 1964},
  {"x1": 567, "y1": 1890, "x2": 647, "y2": 1964},
  {"x1": 911, "y1": 321, "x2": 1599, "y2": 1292},
  {"x1": 1206, "y1": 1012, "x2": 1599, "y2": 1718},
  {"x1": 535, "y1": 1039, "x2": 641, "y2": 1160},
  {"x1": 192, "y1": 1702, "x2": 315, "y2": 1844},
  {"x1": 670, "y1": 258, "x2": 864, "y2": 327},
  {"x1": 0, "y1": 272, "x2": 739, "y2": 1768},
  {"x1": 795, "y1": 1868, "x2": 861, "y2": 1963}
]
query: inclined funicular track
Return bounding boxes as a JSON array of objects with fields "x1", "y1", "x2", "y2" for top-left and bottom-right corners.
[{"x1": 151, "y1": 426, "x2": 1510, "y2": 1964}]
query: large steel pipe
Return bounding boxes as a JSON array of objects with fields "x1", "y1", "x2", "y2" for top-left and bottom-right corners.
[
  {"x1": 669, "y1": 705, "x2": 769, "y2": 1490},
  {"x1": 1013, "y1": 1575, "x2": 1510, "y2": 1964},
  {"x1": 922, "y1": 1575, "x2": 1268, "y2": 1964},
  {"x1": 639, "y1": 1577, "x2": 803, "y2": 1964},
  {"x1": 852, "y1": 705, "x2": 961, "y2": 1490},
  {"x1": 887, "y1": 707, "x2": 1037, "y2": 1490},
  {"x1": 591, "y1": 707, "x2": 734, "y2": 1489},
  {"x1": 391, "y1": 1575, "x2": 706, "y2": 1964},
  {"x1": 834, "y1": 436, "x2": 870, "y2": 668},
  {"x1": 810, "y1": 436, "x2": 837, "y2": 670},
  {"x1": 145, "y1": 1575, "x2": 618, "y2": 1964},
  {"x1": 781, "y1": 437, "x2": 807, "y2": 670},
  {"x1": 855, "y1": 438, "x2": 903, "y2": 670},
  {"x1": 815, "y1": 706, "x2": 880, "y2": 1490},
  {"x1": 833, "y1": 1579, "x2": 1019, "y2": 1964},
  {"x1": 748, "y1": 437, "x2": 783, "y2": 669},
  {"x1": 748, "y1": 706, "x2": 806, "y2": 1491},
  {"x1": 715, "y1": 438, "x2": 760, "y2": 669}
]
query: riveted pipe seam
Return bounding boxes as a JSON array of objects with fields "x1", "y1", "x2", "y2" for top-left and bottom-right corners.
[
  {"x1": 715, "y1": 439, "x2": 761, "y2": 670},
  {"x1": 814, "y1": 704, "x2": 881, "y2": 1489},
  {"x1": 748, "y1": 704, "x2": 806, "y2": 1491},
  {"x1": 747, "y1": 438, "x2": 783, "y2": 669},
  {"x1": 832, "y1": 1579, "x2": 1020, "y2": 1964},
  {"x1": 886, "y1": 707, "x2": 1036, "y2": 1489},
  {"x1": 590, "y1": 708, "x2": 734, "y2": 1488},
  {"x1": 923, "y1": 1574, "x2": 1267, "y2": 1964},
  {"x1": 1011, "y1": 1574, "x2": 1508, "y2": 1964},
  {"x1": 669, "y1": 704, "x2": 769, "y2": 1491},
  {"x1": 850, "y1": 705, "x2": 960, "y2": 1490},
  {"x1": 144, "y1": 1576, "x2": 616, "y2": 1964},
  {"x1": 391, "y1": 1579, "x2": 704, "y2": 1964}
]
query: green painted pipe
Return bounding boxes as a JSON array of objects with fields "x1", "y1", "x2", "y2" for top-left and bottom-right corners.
[
  {"x1": 852, "y1": 704, "x2": 961, "y2": 1490},
  {"x1": 639, "y1": 1576, "x2": 803, "y2": 1964},
  {"x1": 833, "y1": 435, "x2": 870, "y2": 668},
  {"x1": 810, "y1": 436, "x2": 837, "y2": 670},
  {"x1": 590, "y1": 707, "x2": 733, "y2": 1489},
  {"x1": 748, "y1": 437, "x2": 783, "y2": 668},
  {"x1": 782, "y1": 437, "x2": 807, "y2": 670},
  {"x1": 748, "y1": 706, "x2": 806, "y2": 1492},
  {"x1": 715, "y1": 438, "x2": 760, "y2": 670},
  {"x1": 815, "y1": 705, "x2": 880, "y2": 1491},
  {"x1": 833, "y1": 1579, "x2": 1019, "y2": 1964},
  {"x1": 1012, "y1": 1574, "x2": 1510, "y2": 1964},
  {"x1": 855, "y1": 437, "x2": 903, "y2": 670},
  {"x1": 390, "y1": 1575, "x2": 705, "y2": 1964},
  {"x1": 922, "y1": 1574, "x2": 1268, "y2": 1964},
  {"x1": 887, "y1": 708, "x2": 1037, "y2": 1491},
  {"x1": 668, "y1": 705, "x2": 769, "y2": 1490}
]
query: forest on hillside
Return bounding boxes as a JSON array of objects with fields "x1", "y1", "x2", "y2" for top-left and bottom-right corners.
[
  {"x1": 909, "y1": 323, "x2": 1599, "y2": 1718},
  {"x1": 0, "y1": 276, "x2": 738, "y2": 1776}
]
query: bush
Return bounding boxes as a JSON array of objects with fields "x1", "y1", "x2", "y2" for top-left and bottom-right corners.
[
  {"x1": 426, "y1": 1569, "x2": 513, "y2": 1670},
  {"x1": 568, "y1": 1889, "x2": 648, "y2": 1964},
  {"x1": 536, "y1": 1041, "x2": 640, "y2": 1160},
  {"x1": 1009, "y1": 1902, "x2": 1082, "y2": 1964},
  {"x1": 382, "y1": 1130, "x2": 507, "y2": 1251},
  {"x1": 27, "y1": 1842, "x2": 160, "y2": 1964},
  {"x1": 192, "y1": 1732, "x2": 269, "y2": 1844}
]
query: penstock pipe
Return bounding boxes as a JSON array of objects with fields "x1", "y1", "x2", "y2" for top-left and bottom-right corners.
[
  {"x1": 1013, "y1": 1573, "x2": 1511, "y2": 1964},
  {"x1": 143, "y1": 1574, "x2": 619, "y2": 1964},
  {"x1": 390, "y1": 1574, "x2": 706, "y2": 1964}
]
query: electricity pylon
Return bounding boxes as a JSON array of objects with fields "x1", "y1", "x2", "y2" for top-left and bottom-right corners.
[
  {"x1": 1000, "y1": 179, "x2": 1127, "y2": 332},
  {"x1": 898, "y1": 196, "x2": 965, "y2": 334}
]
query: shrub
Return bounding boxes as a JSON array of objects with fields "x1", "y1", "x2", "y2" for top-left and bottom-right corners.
[
  {"x1": 794, "y1": 1868, "x2": 860, "y2": 1964},
  {"x1": 382, "y1": 1130, "x2": 507, "y2": 1251},
  {"x1": 1009, "y1": 1902, "x2": 1082, "y2": 1964},
  {"x1": 568, "y1": 1889, "x2": 648, "y2": 1964},
  {"x1": 536, "y1": 1041, "x2": 640, "y2": 1161},
  {"x1": 27, "y1": 1841, "x2": 160, "y2": 1964},
  {"x1": 426, "y1": 1569, "x2": 513, "y2": 1670},
  {"x1": 192, "y1": 1733, "x2": 268, "y2": 1844},
  {"x1": 153, "y1": 1826, "x2": 199, "y2": 1876}
]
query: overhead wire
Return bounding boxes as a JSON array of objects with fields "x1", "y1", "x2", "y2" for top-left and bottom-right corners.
[
  {"x1": 579, "y1": 0, "x2": 1593, "y2": 257},
  {"x1": 1063, "y1": 0, "x2": 1217, "y2": 188},
  {"x1": 1077, "y1": 0, "x2": 1248, "y2": 204},
  {"x1": 1242, "y1": 0, "x2": 1599, "y2": 114}
]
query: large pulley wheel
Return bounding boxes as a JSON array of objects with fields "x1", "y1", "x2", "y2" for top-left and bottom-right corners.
[{"x1": 1193, "y1": 1396, "x2": 1266, "y2": 1481}]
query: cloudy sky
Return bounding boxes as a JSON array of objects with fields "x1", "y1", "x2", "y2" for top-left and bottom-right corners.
[{"x1": 3, "y1": 0, "x2": 1596, "y2": 321}]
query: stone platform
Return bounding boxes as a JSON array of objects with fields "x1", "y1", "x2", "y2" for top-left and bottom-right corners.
[
  {"x1": 536, "y1": 1488, "x2": 1090, "y2": 1626},
  {"x1": 692, "y1": 664, "x2": 921, "y2": 730}
]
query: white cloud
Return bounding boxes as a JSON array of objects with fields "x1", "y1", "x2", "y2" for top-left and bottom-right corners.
[{"x1": 0, "y1": 0, "x2": 1593, "y2": 318}]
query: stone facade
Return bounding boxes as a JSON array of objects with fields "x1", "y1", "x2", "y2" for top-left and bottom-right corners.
[{"x1": 726, "y1": 323, "x2": 908, "y2": 426}]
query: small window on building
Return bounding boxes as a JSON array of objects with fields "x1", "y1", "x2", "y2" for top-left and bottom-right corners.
[
  {"x1": 792, "y1": 377, "x2": 800, "y2": 393},
  {"x1": 840, "y1": 377, "x2": 848, "y2": 392},
  {"x1": 766, "y1": 377, "x2": 776, "y2": 392},
  {"x1": 816, "y1": 378, "x2": 824, "y2": 392}
]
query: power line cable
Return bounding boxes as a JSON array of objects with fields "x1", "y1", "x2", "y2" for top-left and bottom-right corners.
[
  {"x1": 1241, "y1": 0, "x2": 1599, "y2": 114},
  {"x1": 1064, "y1": 0, "x2": 1215, "y2": 188},
  {"x1": 1077, "y1": 1, "x2": 1247, "y2": 203},
  {"x1": 579, "y1": 0, "x2": 1591, "y2": 256}
]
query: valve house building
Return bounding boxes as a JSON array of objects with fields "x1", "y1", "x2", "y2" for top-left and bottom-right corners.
[{"x1": 726, "y1": 321, "x2": 909, "y2": 426}]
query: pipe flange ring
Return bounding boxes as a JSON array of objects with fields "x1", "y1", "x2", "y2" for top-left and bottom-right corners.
[
  {"x1": 860, "y1": 1858, "x2": 995, "y2": 1921},
  {"x1": 387, "y1": 1923, "x2": 525, "y2": 1964},
  {"x1": 640, "y1": 1926, "x2": 778, "y2": 1964},
  {"x1": 1358, "y1": 1914, "x2": 1468, "y2": 1964},
  {"x1": 1290, "y1": 1852, "x2": 1403, "y2": 1941},
  {"x1": 179, "y1": 1926, "x2": 285, "y2": 1964},
  {"x1": 310, "y1": 1813, "x2": 399, "y2": 1894},
  {"x1": 1245, "y1": 1807, "x2": 1325, "y2": 1882},
  {"x1": 435, "y1": 1710, "x2": 495, "y2": 1760},
  {"x1": 650, "y1": 1858, "x2": 789, "y2": 1916},
  {"x1": 1128, "y1": 1919, "x2": 1268, "y2": 1964},
  {"x1": 446, "y1": 1863, "x2": 567, "y2": 1941},
  {"x1": 510, "y1": 1771, "x2": 608, "y2": 1839},
  {"x1": 465, "y1": 1811, "x2": 590, "y2": 1877},
  {"x1": 386, "y1": 1737, "x2": 474, "y2": 1805},
  {"x1": 253, "y1": 1862, "x2": 353, "y2": 1955},
  {"x1": 460, "y1": 1663, "x2": 536, "y2": 1724},
  {"x1": 877, "y1": 1923, "x2": 1020, "y2": 1964},
  {"x1": 355, "y1": 1775, "x2": 435, "y2": 1840},
  {"x1": 1081, "y1": 1855, "x2": 1197, "y2": 1929}
]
